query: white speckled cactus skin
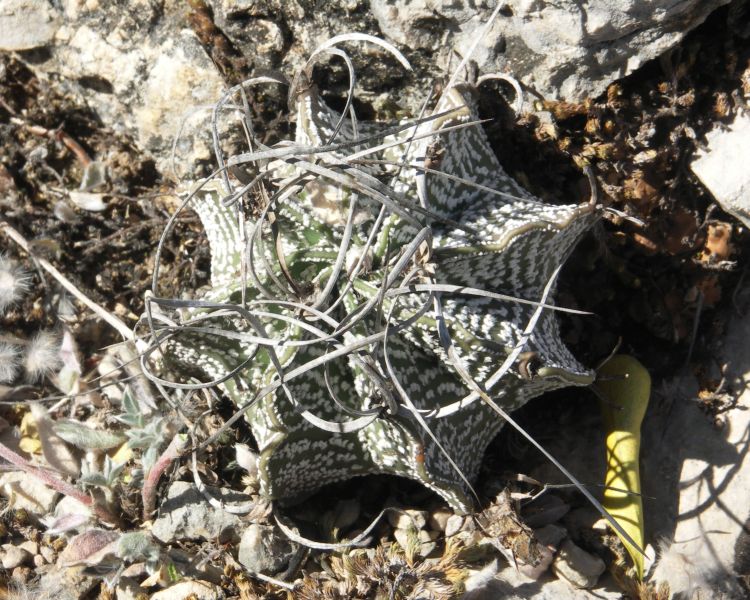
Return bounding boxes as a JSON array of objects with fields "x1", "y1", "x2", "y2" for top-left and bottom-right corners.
[{"x1": 160, "y1": 74, "x2": 595, "y2": 513}]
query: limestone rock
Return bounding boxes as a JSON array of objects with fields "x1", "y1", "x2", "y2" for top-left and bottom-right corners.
[
  {"x1": 370, "y1": 0, "x2": 731, "y2": 102},
  {"x1": 0, "y1": 471, "x2": 59, "y2": 517},
  {"x1": 1, "y1": 544, "x2": 32, "y2": 570},
  {"x1": 551, "y1": 539, "x2": 606, "y2": 589},
  {"x1": 691, "y1": 111, "x2": 750, "y2": 228},
  {"x1": 151, "y1": 580, "x2": 225, "y2": 600},
  {"x1": 151, "y1": 481, "x2": 245, "y2": 544},
  {"x1": 388, "y1": 509, "x2": 428, "y2": 531},
  {"x1": 34, "y1": 1, "x2": 226, "y2": 176},
  {"x1": 0, "y1": 0, "x2": 61, "y2": 51},
  {"x1": 237, "y1": 523, "x2": 298, "y2": 575}
]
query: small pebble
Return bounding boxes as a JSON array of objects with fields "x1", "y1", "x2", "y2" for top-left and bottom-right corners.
[
  {"x1": 445, "y1": 514, "x2": 464, "y2": 537},
  {"x1": 534, "y1": 524, "x2": 567, "y2": 549},
  {"x1": 388, "y1": 509, "x2": 428, "y2": 531},
  {"x1": 393, "y1": 527, "x2": 411, "y2": 551},
  {"x1": 11, "y1": 565, "x2": 32, "y2": 583},
  {"x1": 238, "y1": 524, "x2": 298, "y2": 575},
  {"x1": 40, "y1": 545, "x2": 56, "y2": 563},
  {"x1": 517, "y1": 543, "x2": 554, "y2": 580},
  {"x1": 150, "y1": 579, "x2": 224, "y2": 600},
  {"x1": 551, "y1": 539, "x2": 606, "y2": 589},
  {"x1": 1, "y1": 545, "x2": 32, "y2": 570},
  {"x1": 332, "y1": 498, "x2": 360, "y2": 530},
  {"x1": 33, "y1": 554, "x2": 46, "y2": 568},
  {"x1": 522, "y1": 494, "x2": 570, "y2": 528},
  {"x1": 428, "y1": 508, "x2": 452, "y2": 532},
  {"x1": 18, "y1": 540, "x2": 38, "y2": 555},
  {"x1": 393, "y1": 528, "x2": 436, "y2": 558}
]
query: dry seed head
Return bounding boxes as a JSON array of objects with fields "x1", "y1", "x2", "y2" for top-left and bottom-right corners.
[
  {"x1": 0, "y1": 342, "x2": 21, "y2": 383},
  {"x1": 0, "y1": 254, "x2": 30, "y2": 313},
  {"x1": 25, "y1": 330, "x2": 63, "y2": 382}
]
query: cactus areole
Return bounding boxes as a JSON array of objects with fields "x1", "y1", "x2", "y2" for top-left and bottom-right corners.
[{"x1": 151, "y1": 41, "x2": 596, "y2": 514}]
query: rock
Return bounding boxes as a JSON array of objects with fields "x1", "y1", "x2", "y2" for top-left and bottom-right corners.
[
  {"x1": 496, "y1": 564, "x2": 622, "y2": 599},
  {"x1": 114, "y1": 576, "x2": 143, "y2": 600},
  {"x1": 15, "y1": 0, "x2": 731, "y2": 187},
  {"x1": 237, "y1": 523, "x2": 298, "y2": 575},
  {"x1": 40, "y1": 545, "x2": 56, "y2": 563},
  {"x1": 533, "y1": 524, "x2": 567, "y2": 550},
  {"x1": 17, "y1": 540, "x2": 38, "y2": 555},
  {"x1": 168, "y1": 547, "x2": 224, "y2": 584},
  {"x1": 0, "y1": 471, "x2": 59, "y2": 517},
  {"x1": 210, "y1": 1, "x2": 284, "y2": 66},
  {"x1": 428, "y1": 507, "x2": 452, "y2": 532},
  {"x1": 551, "y1": 540, "x2": 606, "y2": 589},
  {"x1": 388, "y1": 509, "x2": 428, "y2": 531},
  {"x1": 462, "y1": 560, "x2": 522, "y2": 600},
  {"x1": 1, "y1": 544, "x2": 32, "y2": 569},
  {"x1": 331, "y1": 498, "x2": 360, "y2": 530},
  {"x1": 37, "y1": 564, "x2": 99, "y2": 600},
  {"x1": 642, "y1": 312, "x2": 750, "y2": 599},
  {"x1": 151, "y1": 481, "x2": 245, "y2": 544},
  {"x1": 370, "y1": 0, "x2": 731, "y2": 102},
  {"x1": 151, "y1": 580, "x2": 225, "y2": 600},
  {"x1": 518, "y1": 542, "x2": 555, "y2": 581},
  {"x1": 691, "y1": 111, "x2": 750, "y2": 228},
  {"x1": 0, "y1": 0, "x2": 61, "y2": 51},
  {"x1": 29, "y1": 1, "x2": 226, "y2": 176},
  {"x1": 521, "y1": 494, "x2": 570, "y2": 528},
  {"x1": 445, "y1": 514, "x2": 465, "y2": 538}
]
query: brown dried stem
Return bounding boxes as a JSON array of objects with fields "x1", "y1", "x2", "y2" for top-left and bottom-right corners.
[{"x1": 142, "y1": 433, "x2": 188, "y2": 521}]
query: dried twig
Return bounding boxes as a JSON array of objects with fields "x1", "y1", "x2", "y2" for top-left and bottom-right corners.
[{"x1": 10, "y1": 117, "x2": 92, "y2": 167}]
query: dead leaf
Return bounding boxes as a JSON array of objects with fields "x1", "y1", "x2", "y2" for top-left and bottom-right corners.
[{"x1": 30, "y1": 404, "x2": 81, "y2": 477}]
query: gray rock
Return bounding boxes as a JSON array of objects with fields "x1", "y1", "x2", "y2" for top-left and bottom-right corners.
[
  {"x1": 238, "y1": 523, "x2": 298, "y2": 575},
  {"x1": 370, "y1": 0, "x2": 731, "y2": 102},
  {"x1": 114, "y1": 577, "x2": 143, "y2": 600},
  {"x1": 151, "y1": 580, "x2": 225, "y2": 600},
  {"x1": 210, "y1": 1, "x2": 284, "y2": 67},
  {"x1": 0, "y1": 471, "x2": 59, "y2": 517},
  {"x1": 428, "y1": 507, "x2": 452, "y2": 532},
  {"x1": 17, "y1": 540, "x2": 38, "y2": 555},
  {"x1": 1, "y1": 544, "x2": 32, "y2": 570},
  {"x1": 533, "y1": 524, "x2": 567, "y2": 550},
  {"x1": 691, "y1": 112, "x2": 750, "y2": 228},
  {"x1": 551, "y1": 539, "x2": 606, "y2": 589},
  {"x1": 445, "y1": 514, "x2": 465, "y2": 538},
  {"x1": 40, "y1": 545, "x2": 56, "y2": 563},
  {"x1": 151, "y1": 481, "x2": 245, "y2": 544},
  {"x1": 31, "y1": 0, "x2": 226, "y2": 176},
  {"x1": 16, "y1": 0, "x2": 731, "y2": 186},
  {"x1": 388, "y1": 508, "x2": 428, "y2": 531},
  {"x1": 331, "y1": 498, "x2": 360, "y2": 530},
  {"x1": 521, "y1": 494, "x2": 569, "y2": 528},
  {"x1": 36, "y1": 565, "x2": 99, "y2": 600},
  {"x1": 0, "y1": 0, "x2": 61, "y2": 51}
]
